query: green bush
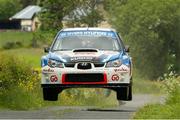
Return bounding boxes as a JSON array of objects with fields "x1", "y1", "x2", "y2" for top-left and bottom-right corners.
[
  {"x1": 0, "y1": 53, "x2": 42, "y2": 110},
  {"x1": 0, "y1": 53, "x2": 33, "y2": 89},
  {"x1": 163, "y1": 76, "x2": 180, "y2": 105}
]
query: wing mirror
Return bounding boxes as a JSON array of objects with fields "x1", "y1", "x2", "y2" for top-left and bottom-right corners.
[
  {"x1": 125, "y1": 45, "x2": 130, "y2": 52},
  {"x1": 44, "y1": 47, "x2": 50, "y2": 53}
]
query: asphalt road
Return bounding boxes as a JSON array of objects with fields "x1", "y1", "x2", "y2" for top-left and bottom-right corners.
[{"x1": 0, "y1": 94, "x2": 164, "y2": 119}]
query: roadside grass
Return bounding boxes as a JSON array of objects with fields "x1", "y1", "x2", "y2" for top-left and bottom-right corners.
[
  {"x1": 0, "y1": 87, "x2": 118, "y2": 110},
  {"x1": 133, "y1": 103, "x2": 180, "y2": 119},
  {"x1": 43, "y1": 88, "x2": 118, "y2": 108},
  {"x1": 0, "y1": 86, "x2": 43, "y2": 110},
  {"x1": 132, "y1": 70, "x2": 162, "y2": 94},
  {"x1": 133, "y1": 78, "x2": 162, "y2": 94},
  {"x1": 1, "y1": 48, "x2": 44, "y2": 68},
  {"x1": 0, "y1": 31, "x2": 33, "y2": 48},
  {"x1": 0, "y1": 52, "x2": 42, "y2": 110},
  {"x1": 133, "y1": 77, "x2": 180, "y2": 119}
]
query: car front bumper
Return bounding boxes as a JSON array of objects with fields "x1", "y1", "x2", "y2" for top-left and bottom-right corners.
[{"x1": 41, "y1": 64, "x2": 131, "y2": 86}]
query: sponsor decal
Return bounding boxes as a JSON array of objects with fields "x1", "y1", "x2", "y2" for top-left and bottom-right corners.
[
  {"x1": 43, "y1": 68, "x2": 54, "y2": 72},
  {"x1": 114, "y1": 67, "x2": 128, "y2": 72},
  {"x1": 70, "y1": 56, "x2": 93, "y2": 61},
  {"x1": 58, "y1": 31, "x2": 116, "y2": 39},
  {"x1": 111, "y1": 74, "x2": 119, "y2": 81},
  {"x1": 50, "y1": 75, "x2": 58, "y2": 82}
]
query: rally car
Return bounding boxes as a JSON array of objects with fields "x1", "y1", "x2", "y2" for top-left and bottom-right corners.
[{"x1": 41, "y1": 28, "x2": 132, "y2": 101}]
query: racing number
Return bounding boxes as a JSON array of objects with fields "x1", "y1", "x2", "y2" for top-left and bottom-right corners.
[{"x1": 111, "y1": 74, "x2": 119, "y2": 81}]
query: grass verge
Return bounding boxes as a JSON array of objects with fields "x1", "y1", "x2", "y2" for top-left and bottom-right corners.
[
  {"x1": 0, "y1": 31, "x2": 33, "y2": 48},
  {"x1": 133, "y1": 76, "x2": 180, "y2": 119},
  {"x1": 1, "y1": 48, "x2": 43, "y2": 68},
  {"x1": 133, "y1": 78, "x2": 162, "y2": 94}
]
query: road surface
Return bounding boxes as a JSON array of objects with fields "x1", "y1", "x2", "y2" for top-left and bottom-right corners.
[{"x1": 0, "y1": 94, "x2": 164, "y2": 119}]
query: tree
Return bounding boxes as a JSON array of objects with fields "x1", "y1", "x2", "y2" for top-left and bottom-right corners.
[
  {"x1": 79, "y1": 0, "x2": 104, "y2": 27},
  {"x1": 39, "y1": 0, "x2": 81, "y2": 31},
  {"x1": 19, "y1": 0, "x2": 37, "y2": 8},
  {"x1": 106, "y1": 0, "x2": 180, "y2": 79},
  {"x1": 0, "y1": 0, "x2": 22, "y2": 20},
  {"x1": 39, "y1": 0, "x2": 104, "y2": 30}
]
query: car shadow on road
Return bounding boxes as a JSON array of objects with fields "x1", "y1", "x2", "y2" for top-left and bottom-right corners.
[{"x1": 85, "y1": 108, "x2": 135, "y2": 112}]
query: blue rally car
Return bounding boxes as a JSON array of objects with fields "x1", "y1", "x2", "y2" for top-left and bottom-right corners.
[{"x1": 41, "y1": 28, "x2": 132, "y2": 101}]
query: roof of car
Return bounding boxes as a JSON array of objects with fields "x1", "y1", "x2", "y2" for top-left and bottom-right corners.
[{"x1": 62, "y1": 27, "x2": 116, "y2": 32}]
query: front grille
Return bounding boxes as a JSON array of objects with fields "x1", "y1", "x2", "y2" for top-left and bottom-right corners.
[
  {"x1": 64, "y1": 63, "x2": 75, "y2": 67},
  {"x1": 64, "y1": 73, "x2": 104, "y2": 82},
  {"x1": 94, "y1": 63, "x2": 105, "y2": 67},
  {"x1": 64, "y1": 62, "x2": 105, "y2": 68},
  {"x1": 77, "y1": 63, "x2": 91, "y2": 69}
]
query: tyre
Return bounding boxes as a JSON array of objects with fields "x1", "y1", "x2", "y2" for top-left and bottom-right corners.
[
  {"x1": 128, "y1": 86, "x2": 132, "y2": 100},
  {"x1": 116, "y1": 86, "x2": 132, "y2": 101},
  {"x1": 43, "y1": 88, "x2": 59, "y2": 101}
]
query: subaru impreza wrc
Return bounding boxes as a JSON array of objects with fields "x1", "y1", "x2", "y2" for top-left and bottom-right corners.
[{"x1": 41, "y1": 28, "x2": 132, "y2": 101}]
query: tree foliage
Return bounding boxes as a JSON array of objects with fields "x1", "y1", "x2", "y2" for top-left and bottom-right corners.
[
  {"x1": 19, "y1": 0, "x2": 37, "y2": 8},
  {"x1": 106, "y1": 0, "x2": 180, "y2": 79},
  {"x1": 39, "y1": 0, "x2": 81, "y2": 31},
  {"x1": 77, "y1": 0, "x2": 104, "y2": 27},
  {"x1": 0, "y1": 0, "x2": 22, "y2": 20},
  {"x1": 39, "y1": 0, "x2": 104, "y2": 30}
]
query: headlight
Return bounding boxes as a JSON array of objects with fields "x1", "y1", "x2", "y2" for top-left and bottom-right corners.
[
  {"x1": 106, "y1": 59, "x2": 122, "y2": 67},
  {"x1": 48, "y1": 59, "x2": 64, "y2": 68}
]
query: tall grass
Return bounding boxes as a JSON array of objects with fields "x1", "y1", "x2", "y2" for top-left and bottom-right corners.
[{"x1": 133, "y1": 76, "x2": 180, "y2": 119}]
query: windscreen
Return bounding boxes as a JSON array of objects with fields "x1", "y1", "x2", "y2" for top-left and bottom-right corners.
[{"x1": 52, "y1": 31, "x2": 121, "y2": 51}]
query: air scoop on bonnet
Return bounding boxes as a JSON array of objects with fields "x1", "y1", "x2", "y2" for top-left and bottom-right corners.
[{"x1": 73, "y1": 48, "x2": 98, "y2": 52}]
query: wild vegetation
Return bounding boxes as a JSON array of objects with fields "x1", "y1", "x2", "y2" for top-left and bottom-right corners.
[
  {"x1": 134, "y1": 76, "x2": 180, "y2": 119},
  {"x1": 105, "y1": 0, "x2": 180, "y2": 79},
  {"x1": 0, "y1": 53, "x2": 41, "y2": 109},
  {"x1": 0, "y1": 0, "x2": 22, "y2": 20},
  {"x1": 39, "y1": 0, "x2": 104, "y2": 31},
  {"x1": 104, "y1": 1, "x2": 180, "y2": 118}
]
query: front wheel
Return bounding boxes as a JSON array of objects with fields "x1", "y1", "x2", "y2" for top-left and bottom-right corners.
[
  {"x1": 43, "y1": 88, "x2": 59, "y2": 101},
  {"x1": 116, "y1": 86, "x2": 132, "y2": 101}
]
